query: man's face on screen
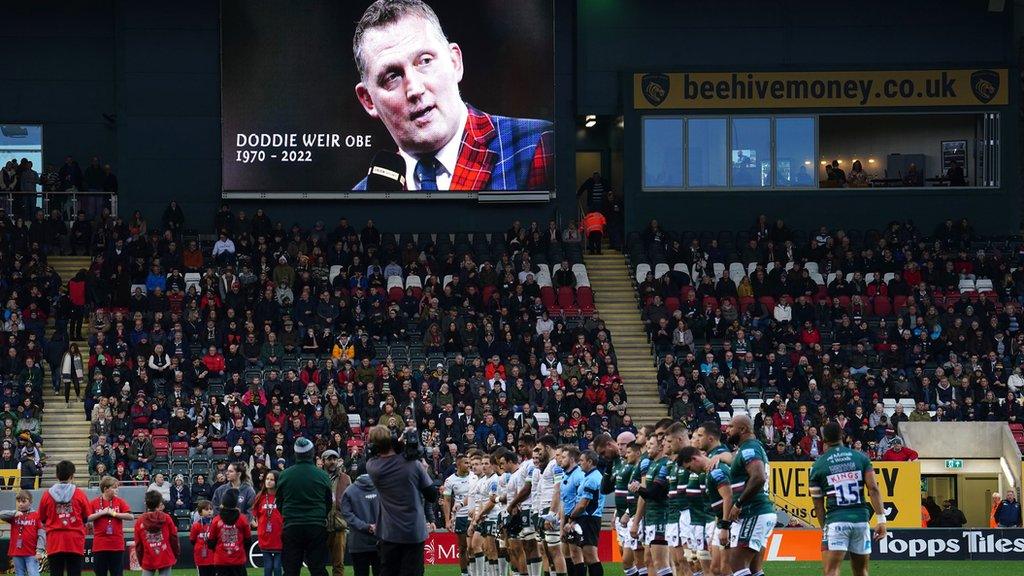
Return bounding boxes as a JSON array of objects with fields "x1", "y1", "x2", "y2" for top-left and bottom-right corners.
[{"x1": 355, "y1": 16, "x2": 465, "y2": 156}]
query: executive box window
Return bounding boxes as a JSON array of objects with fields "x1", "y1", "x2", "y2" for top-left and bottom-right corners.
[
  {"x1": 642, "y1": 115, "x2": 817, "y2": 190},
  {"x1": 775, "y1": 117, "x2": 816, "y2": 187},
  {"x1": 687, "y1": 118, "x2": 727, "y2": 187},
  {"x1": 642, "y1": 117, "x2": 684, "y2": 188},
  {"x1": 0, "y1": 125, "x2": 43, "y2": 191},
  {"x1": 731, "y1": 117, "x2": 771, "y2": 187},
  {"x1": 641, "y1": 112, "x2": 999, "y2": 190},
  {"x1": 818, "y1": 113, "x2": 999, "y2": 188}
]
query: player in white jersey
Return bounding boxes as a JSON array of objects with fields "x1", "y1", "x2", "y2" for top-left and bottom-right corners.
[
  {"x1": 506, "y1": 436, "x2": 542, "y2": 576},
  {"x1": 444, "y1": 453, "x2": 478, "y2": 576},
  {"x1": 465, "y1": 451, "x2": 490, "y2": 576},
  {"x1": 531, "y1": 436, "x2": 567, "y2": 576},
  {"x1": 473, "y1": 451, "x2": 502, "y2": 576}
]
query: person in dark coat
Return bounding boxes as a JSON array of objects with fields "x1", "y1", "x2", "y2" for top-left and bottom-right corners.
[{"x1": 340, "y1": 474, "x2": 380, "y2": 576}]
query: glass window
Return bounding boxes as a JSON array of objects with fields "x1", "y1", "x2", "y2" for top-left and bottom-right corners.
[
  {"x1": 730, "y1": 118, "x2": 771, "y2": 187},
  {"x1": 642, "y1": 117, "x2": 683, "y2": 189},
  {"x1": 774, "y1": 117, "x2": 815, "y2": 188},
  {"x1": 0, "y1": 125, "x2": 43, "y2": 192},
  {"x1": 687, "y1": 118, "x2": 727, "y2": 187}
]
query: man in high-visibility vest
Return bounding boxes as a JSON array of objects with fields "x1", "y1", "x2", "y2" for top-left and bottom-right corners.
[{"x1": 582, "y1": 212, "x2": 606, "y2": 255}]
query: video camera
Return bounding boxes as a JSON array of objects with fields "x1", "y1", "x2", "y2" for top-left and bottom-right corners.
[{"x1": 367, "y1": 427, "x2": 426, "y2": 461}]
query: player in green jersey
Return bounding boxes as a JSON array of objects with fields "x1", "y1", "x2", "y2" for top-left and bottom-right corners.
[
  {"x1": 662, "y1": 423, "x2": 691, "y2": 576},
  {"x1": 809, "y1": 422, "x2": 887, "y2": 576},
  {"x1": 630, "y1": 432, "x2": 674, "y2": 576},
  {"x1": 676, "y1": 445, "x2": 732, "y2": 576},
  {"x1": 604, "y1": 433, "x2": 641, "y2": 576},
  {"x1": 690, "y1": 422, "x2": 731, "y2": 576},
  {"x1": 725, "y1": 414, "x2": 775, "y2": 576}
]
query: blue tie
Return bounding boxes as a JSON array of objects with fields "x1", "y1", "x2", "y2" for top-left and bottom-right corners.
[{"x1": 415, "y1": 156, "x2": 439, "y2": 190}]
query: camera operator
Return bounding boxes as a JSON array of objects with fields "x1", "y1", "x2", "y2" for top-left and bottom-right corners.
[{"x1": 364, "y1": 425, "x2": 439, "y2": 576}]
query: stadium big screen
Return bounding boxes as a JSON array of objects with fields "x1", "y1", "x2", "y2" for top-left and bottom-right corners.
[{"x1": 221, "y1": 0, "x2": 555, "y2": 196}]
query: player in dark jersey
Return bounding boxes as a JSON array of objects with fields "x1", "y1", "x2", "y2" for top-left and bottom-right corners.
[
  {"x1": 810, "y1": 422, "x2": 887, "y2": 576},
  {"x1": 690, "y1": 422, "x2": 731, "y2": 576},
  {"x1": 726, "y1": 415, "x2": 775, "y2": 576}
]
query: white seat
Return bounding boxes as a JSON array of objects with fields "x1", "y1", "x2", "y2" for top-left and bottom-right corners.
[
  {"x1": 805, "y1": 262, "x2": 819, "y2": 275},
  {"x1": 386, "y1": 276, "x2": 404, "y2": 291},
  {"x1": 747, "y1": 262, "x2": 758, "y2": 275},
  {"x1": 347, "y1": 414, "x2": 363, "y2": 430},
  {"x1": 899, "y1": 399, "x2": 915, "y2": 411},
  {"x1": 810, "y1": 272, "x2": 824, "y2": 286},
  {"x1": 534, "y1": 412, "x2": 550, "y2": 428},
  {"x1": 976, "y1": 278, "x2": 994, "y2": 292},
  {"x1": 766, "y1": 262, "x2": 776, "y2": 273},
  {"x1": 958, "y1": 278, "x2": 976, "y2": 293},
  {"x1": 654, "y1": 263, "x2": 671, "y2": 279},
  {"x1": 827, "y1": 272, "x2": 838, "y2": 285},
  {"x1": 717, "y1": 411, "x2": 732, "y2": 422},
  {"x1": 538, "y1": 264, "x2": 551, "y2": 279},
  {"x1": 733, "y1": 409, "x2": 748, "y2": 418},
  {"x1": 329, "y1": 265, "x2": 343, "y2": 285},
  {"x1": 572, "y1": 264, "x2": 591, "y2": 287},
  {"x1": 536, "y1": 268, "x2": 553, "y2": 288},
  {"x1": 405, "y1": 275, "x2": 422, "y2": 289},
  {"x1": 865, "y1": 273, "x2": 876, "y2": 283},
  {"x1": 731, "y1": 399, "x2": 748, "y2": 410},
  {"x1": 883, "y1": 398, "x2": 898, "y2": 408},
  {"x1": 185, "y1": 281, "x2": 200, "y2": 293},
  {"x1": 130, "y1": 284, "x2": 147, "y2": 295},
  {"x1": 884, "y1": 407, "x2": 896, "y2": 419},
  {"x1": 636, "y1": 264, "x2": 652, "y2": 284},
  {"x1": 673, "y1": 263, "x2": 690, "y2": 278},
  {"x1": 712, "y1": 263, "x2": 726, "y2": 279},
  {"x1": 784, "y1": 262, "x2": 794, "y2": 271},
  {"x1": 443, "y1": 274, "x2": 454, "y2": 288},
  {"x1": 883, "y1": 272, "x2": 896, "y2": 283},
  {"x1": 845, "y1": 272, "x2": 855, "y2": 282},
  {"x1": 184, "y1": 272, "x2": 201, "y2": 285}
]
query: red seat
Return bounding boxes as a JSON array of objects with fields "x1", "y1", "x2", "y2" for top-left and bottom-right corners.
[
  {"x1": 171, "y1": 442, "x2": 189, "y2": 456},
  {"x1": 664, "y1": 296, "x2": 680, "y2": 313},
  {"x1": 151, "y1": 428, "x2": 169, "y2": 440},
  {"x1": 577, "y1": 287, "x2": 595, "y2": 315},
  {"x1": 758, "y1": 296, "x2": 776, "y2": 310},
  {"x1": 410, "y1": 286, "x2": 422, "y2": 299},
  {"x1": 557, "y1": 287, "x2": 578, "y2": 316},
  {"x1": 482, "y1": 285, "x2": 497, "y2": 304},
  {"x1": 211, "y1": 440, "x2": 228, "y2": 455},
  {"x1": 680, "y1": 286, "x2": 694, "y2": 299},
  {"x1": 739, "y1": 296, "x2": 755, "y2": 313},
  {"x1": 152, "y1": 438, "x2": 170, "y2": 456},
  {"x1": 702, "y1": 296, "x2": 719, "y2": 311},
  {"x1": 541, "y1": 286, "x2": 557, "y2": 308},
  {"x1": 837, "y1": 296, "x2": 851, "y2": 311},
  {"x1": 893, "y1": 295, "x2": 908, "y2": 312},
  {"x1": 1010, "y1": 423, "x2": 1024, "y2": 432},
  {"x1": 873, "y1": 297, "x2": 892, "y2": 317},
  {"x1": 388, "y1": 286, "x2": 404, "y2": 303}
]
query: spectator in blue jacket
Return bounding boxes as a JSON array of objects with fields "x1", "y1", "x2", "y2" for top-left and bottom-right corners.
[
  {"x1": 473, "y1": 412, "x2": 506, "y2": 445},
  {"x1": 995, "y1": 489, "x2": 1021, "y2": 527}
]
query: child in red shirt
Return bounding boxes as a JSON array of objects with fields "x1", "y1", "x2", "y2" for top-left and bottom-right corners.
[
  {"x1": 208, "y1": 488, "x2": 251, "y2": 576},
  {"x1": 37, "y1": 461, "x2": 91, "y2": 576},
  {"x1": 252, "y1": 471, "x2": 283, "y2": 576},
  {"x1": 133, "y1": 491, "x2": 179, "y2": 576},
  {"x1": 0, "y1": 490, "x2": 45, "y2": 576},
  {"x1": 189, "y1": 500, "x2": 216, "y2": 576},
  {"x1": 87, "y1": 476, "x2": 134, "y2": 576}
]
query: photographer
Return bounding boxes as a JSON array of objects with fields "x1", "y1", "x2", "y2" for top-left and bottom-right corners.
[{"x1": 364, "y1": 426, "x2": 439, "y2": 576}]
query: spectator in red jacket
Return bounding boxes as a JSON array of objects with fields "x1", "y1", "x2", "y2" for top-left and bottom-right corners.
[
  {"x1": 37, "y1": 461, "x2": 91, "y2": 576},
  {"x1": 880, "y1": 437, "x2": 919, "y2": 461},
  {"x1": 134, "y1": 491, "x2": 179, "y2": 576},
  {"x1": 189, "y1": 501, "x2": 216, "y2": 576},
  {"x1": 208, "y1": 488, "x2": 251, "y2": 576},
  {"x1": 799, "y1": 321, "x2": 821, "y2": 347},
  {"x1": 88, "y1": 476, "x2": 134, "y2": 576},
  {"x1": 0, "y1": 490, "x2": 45, "y2": 576},
  {"x1": 772, "y1": 405, "x2": 795, "y2": 433},
  {"x1": 203, "y1": 346, "x2": 226, "y2": 376},
  {"x1": 253, "y1": 471, "x2": 283, "y2": 576}
]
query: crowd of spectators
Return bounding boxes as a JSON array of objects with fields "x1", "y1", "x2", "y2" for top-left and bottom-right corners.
[
  {"x1": 57, "y1": 203, "x2": 633, "y2": 498},
  {"x1": 634, "y1": 215, "x2": 1024, "y2": 461}
]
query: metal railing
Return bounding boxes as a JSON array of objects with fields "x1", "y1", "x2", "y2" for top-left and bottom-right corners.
[{"x1": 1, "y1": 190, "x2": 118, "y2": 218}]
